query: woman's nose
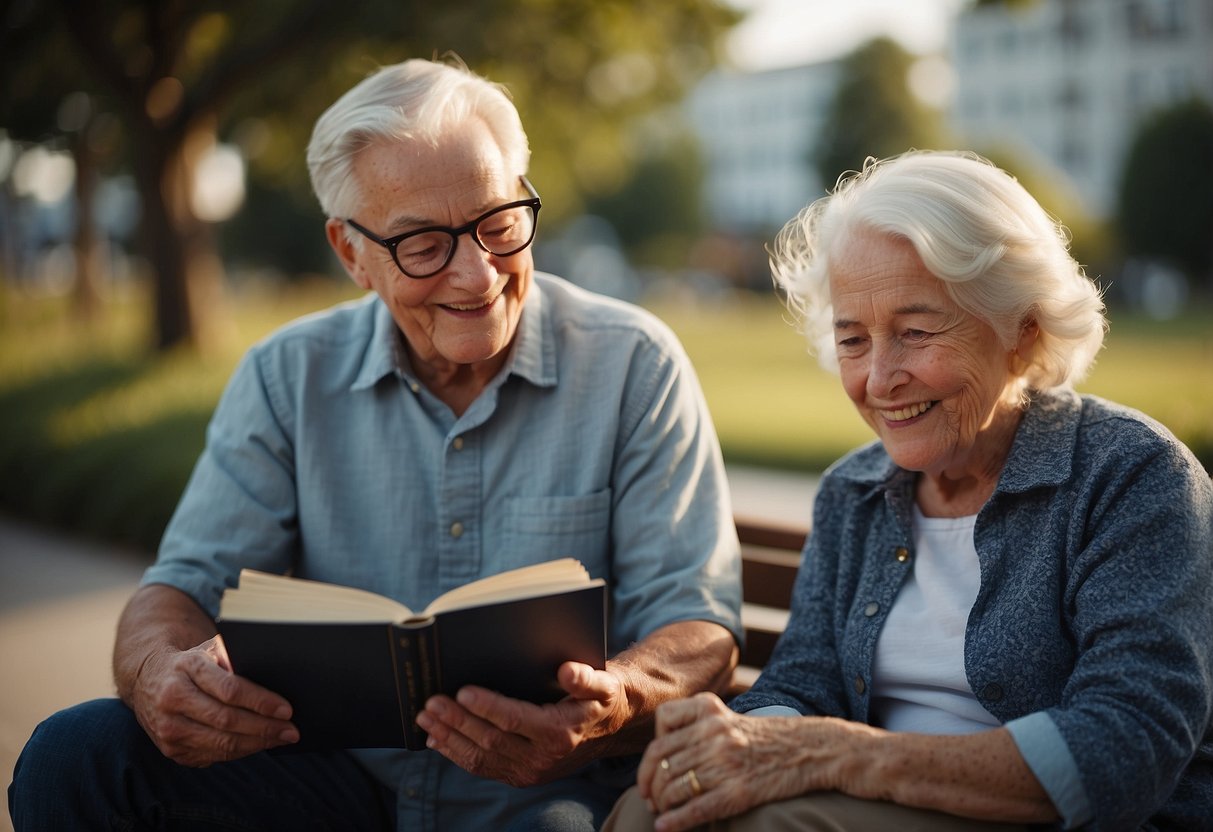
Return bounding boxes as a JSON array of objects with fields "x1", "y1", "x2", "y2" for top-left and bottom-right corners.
[{"x1": 867, "y1": 340, "x2": 909, "y2": 398}]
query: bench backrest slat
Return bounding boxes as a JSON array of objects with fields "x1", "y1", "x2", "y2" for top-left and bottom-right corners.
[{"x1": 733, "y1": 515, "x2": 807, "y2": 690}]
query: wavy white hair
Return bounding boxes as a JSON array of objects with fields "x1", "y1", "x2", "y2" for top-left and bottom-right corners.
[
  {"x1": 770, "y1": 150, "x2": 1106, "y2": 392},
  {"x1": 307, "y1": 57, "x2": 531, "y2": 226}
]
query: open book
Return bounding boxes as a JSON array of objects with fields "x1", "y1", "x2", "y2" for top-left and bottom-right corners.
[{"x1": 216, "y1": 559, "x2": 607, "y2": 751}]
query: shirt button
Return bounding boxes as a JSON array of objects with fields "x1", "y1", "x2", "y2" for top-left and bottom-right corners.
[
  {"x1": 854, "y1": 675, "x2": 866, "y2": 695},
  {"x1": 452, "y1": 436, "x2": 464, "y2": 451},
  {"x1": 863, "y1": 602, "x2": 880, "y2": 617},
  {"x1": 894, "y1": 547, "x2": 910, "y2": 563},
  {"x1": 404, "y1": 787, "x2": 418, "y2": 799},
  {"x1": 409, "y1": 381, "x2": 420, "y2": 394},
  {"x1": 982, "y1": 683, "x2": 1004, "y2": 702},
  {"x1": 449, "y1": 521, "x2": 464, "y2": 538}
]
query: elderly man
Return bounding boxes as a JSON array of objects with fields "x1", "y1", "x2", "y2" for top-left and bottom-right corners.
[{"x1": 9, "y1": 58, "x2": 741, "y2": 831}]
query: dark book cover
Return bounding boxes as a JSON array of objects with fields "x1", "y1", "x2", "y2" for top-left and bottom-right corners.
[{"x1": 217, "y1": 582, "x2": 607, "y2": 751}]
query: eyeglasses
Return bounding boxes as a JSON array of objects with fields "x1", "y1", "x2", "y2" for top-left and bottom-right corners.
[{"x1": 346, "y1": 177, "x2": 541, "y2": 279}]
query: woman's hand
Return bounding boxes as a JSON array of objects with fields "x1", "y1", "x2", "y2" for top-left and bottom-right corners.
[{"x1": 636, "y1": 692, "x2": 881, "y2": 832}]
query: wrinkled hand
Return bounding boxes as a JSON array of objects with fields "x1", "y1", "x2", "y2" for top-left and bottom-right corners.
[
  {"x1": 637, "y1": 692, "x2": 871, "y2": 832},
  {"x1": 416, "y1": 661, "x2": 627, "y2": 787},
  {"x1": 129, "y1": 635, "x2": 299, "y2": 767}
]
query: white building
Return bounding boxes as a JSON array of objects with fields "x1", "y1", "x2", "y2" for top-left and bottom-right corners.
[
  {"x1": 685, "y1": 0, "x2": 1213, "y2": 232},
  {"x1": 949, "y1": 0, "x2": 1213, "y2": 218},
  {"x1": 684, "y1": 61, "x2": 838, "y2": 233}
]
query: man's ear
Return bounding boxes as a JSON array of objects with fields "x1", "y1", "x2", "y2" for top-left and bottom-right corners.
[{"x1": 325, "y1": 218, "x2": 372, "y2": 290}]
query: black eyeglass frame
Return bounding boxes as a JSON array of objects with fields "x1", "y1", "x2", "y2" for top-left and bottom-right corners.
[{"x1": 345, "y1": 176, "x2": 541, "y2": 279}]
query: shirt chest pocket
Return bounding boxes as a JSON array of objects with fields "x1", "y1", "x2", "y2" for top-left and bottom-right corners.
[{"x1": 499, "y1": 490, "x2": 612, "y2": 572}]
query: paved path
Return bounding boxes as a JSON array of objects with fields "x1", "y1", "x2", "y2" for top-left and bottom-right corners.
[{"x1": 0, "y1": 465, "x2": 815, "y2": 829}]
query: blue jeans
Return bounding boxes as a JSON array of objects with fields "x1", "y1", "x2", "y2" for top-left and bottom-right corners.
[{"x1": 8, "y1": 698, "x2": 395, "y2": 831}]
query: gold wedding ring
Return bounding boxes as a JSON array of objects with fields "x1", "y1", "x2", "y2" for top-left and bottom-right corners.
[{"x1": 684, "y1": 768, "x2": 703, "y2": 796}]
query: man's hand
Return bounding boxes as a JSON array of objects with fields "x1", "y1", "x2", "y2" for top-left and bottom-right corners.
[
  {"x1": 416, "y1": 619, "x2": 737, "y2": 786},
  {"x1": 114, "y1": 584, "x2": 299, "y2": 767},
  {"x1": 416, "y1": 661, "x2": 627, "y2": 787},
  {"x1": 129, "y1": 636, "x2": 300, "y2": 767}
]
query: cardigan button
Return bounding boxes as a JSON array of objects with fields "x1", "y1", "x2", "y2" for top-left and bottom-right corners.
[
  {"x1": 854, "y1": 675, "x2": 866, "y2": 695},
  {"x1": 863, "y1": 602, "x2": 880, "y2": 617},
  {"x1": 894, "y1": 546, "x2": 910, "y2": 563},
  {"x1": 982, "y1": 683, "x2": 1004, "y2": 702}
]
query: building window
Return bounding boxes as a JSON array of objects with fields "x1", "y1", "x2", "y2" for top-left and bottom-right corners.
[
  {"x1": 1058, "y1": 0, "x2": 1088, "y2": 45},
  {"x1": 1058, "y1": 79, "x2": 1086, "y2": 113},
  {"x1": 1126, "y1": 0, "x2": 1186, "y2": 40}
]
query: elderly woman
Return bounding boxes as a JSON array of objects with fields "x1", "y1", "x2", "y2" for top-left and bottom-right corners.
[
  {"x1": 10, "y1": 59, "x2": 742, "y2": 831},
  {"x1": 605, "y1": 150, "x2": 1213, "y2": 831}
]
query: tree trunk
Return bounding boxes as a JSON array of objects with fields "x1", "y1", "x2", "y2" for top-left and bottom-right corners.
[
  {"x1": 133, "y1": 117, "x2": 228, "y2": 352},
  {"x1": 70, "y1": 125, "x2": 103, "y2": 321},
  {"x1": 133, "y1": 132, "x2": 193, "y2": 351}
]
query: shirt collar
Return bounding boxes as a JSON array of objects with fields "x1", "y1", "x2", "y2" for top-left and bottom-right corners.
[{"x1": 349, "y1": 277, "x2": 558, "y2": 392}]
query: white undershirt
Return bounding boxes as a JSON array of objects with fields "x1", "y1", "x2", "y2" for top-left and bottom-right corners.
[{"x1": 870, "y1": 507, "x2": 1000, "y2": 734}]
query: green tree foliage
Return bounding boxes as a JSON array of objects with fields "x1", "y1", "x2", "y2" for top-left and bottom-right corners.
[
  {"x1": 812, "y1": 37, "x2": 948, "y2": 192},
  {"x1": 1116, "y1": 97, "x2": 1213, "y2": 294},
  {"x1": 582, "y1": 124, "x2": 707, "y2": 268},
  {"x1": 1, "y1": 0, "x2": 739, "y2": 349}
]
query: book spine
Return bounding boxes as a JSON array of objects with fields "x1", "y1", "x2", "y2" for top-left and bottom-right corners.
[{"x1": 389, "y1": 620, "x2": 439, "y2": 750}]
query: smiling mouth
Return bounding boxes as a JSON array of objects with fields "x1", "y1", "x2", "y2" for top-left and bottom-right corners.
[
  {"x1": 881, "y1": 401, "x2": 936, "y2": 422},
  {"x1": 442, "y1": 297, "x2": 496, "y2": 312}
]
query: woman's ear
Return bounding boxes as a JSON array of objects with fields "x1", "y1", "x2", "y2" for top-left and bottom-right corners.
[
  {"x1": 1011, "y1": 316, "x2": 1040, "y2": 374},
  {"x1": 325, "y1": 218, "x2": 372, "y2": 290}
]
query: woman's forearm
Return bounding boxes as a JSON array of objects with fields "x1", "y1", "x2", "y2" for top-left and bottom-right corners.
[{"x1": 849, "y1": 725, "x2": 1058, "y2": 823}]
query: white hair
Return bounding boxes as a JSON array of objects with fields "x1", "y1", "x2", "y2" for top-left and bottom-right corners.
[
  {"x1": 770, "y1": 150, "x2": 1107, "y2": 391},
  {"x1": 306, "y1": 57, "x2": 531, "y2": 223}
]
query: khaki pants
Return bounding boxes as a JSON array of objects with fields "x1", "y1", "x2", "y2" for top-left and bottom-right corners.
[{"x1": 602, "y1": 785, "x2": 1032, "y2": 831}]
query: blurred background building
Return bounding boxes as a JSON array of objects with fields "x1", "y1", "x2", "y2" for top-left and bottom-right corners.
[
  {"x1": 949, "y1": 0, "x2": 1213, "y2": 218},
  {"x1": 685, "y1": 62, "x2": 839, "y2": 232},
  {"x1": 688, "y1": 0, "x2": 1213, "y2": 231}
]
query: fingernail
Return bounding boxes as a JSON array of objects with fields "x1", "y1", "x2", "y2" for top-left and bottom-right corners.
[
  {"x1": 274, "y1": 705, "x2": 292, "y2": 720},
  {"x1": 416, "y1": 712, "x2": 433, "y2": 730},
  {"x1": 279, "y1": 728, "x2": 299, "y2": 743}
]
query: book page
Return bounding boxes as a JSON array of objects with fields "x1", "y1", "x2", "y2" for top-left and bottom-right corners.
[
  {"x1": 424, "y1": 558, "x2": 596, "y2": 616},
  {"x1": 219, "y1": 570, "x2": 414, "y2": 623}
]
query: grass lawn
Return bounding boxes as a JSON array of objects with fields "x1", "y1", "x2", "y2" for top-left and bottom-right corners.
[{"x1": 1, "y1": 279, "x2": 1209, "y2": 551}]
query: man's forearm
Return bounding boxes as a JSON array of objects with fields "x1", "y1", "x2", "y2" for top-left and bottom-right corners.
[
  {"x1": 599, "y1": 619, "x2": 738, "y2": 753},
  {"x1": 113, "y1": 584, "x2": 217, "y2": 705}
]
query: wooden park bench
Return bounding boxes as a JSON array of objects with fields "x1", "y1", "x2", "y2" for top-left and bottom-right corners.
[{"x1": 732, "y1": 515, "x2": 808, "y2": 692}]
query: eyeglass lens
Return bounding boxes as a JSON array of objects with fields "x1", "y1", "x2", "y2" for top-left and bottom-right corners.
[{"x1": 397, "y1": 203, "x2": 537, "y2": 277}]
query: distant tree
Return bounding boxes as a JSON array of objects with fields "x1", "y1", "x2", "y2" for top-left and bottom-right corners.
[
  {"x1": 0, "y1": 3, "x2": 119, "y2": 319},
  {"x1": 1116, "y1": 97, "x2": 1213, "y2": 295},
  {"x1": 813, "y1": 37, "x2": 948, "y2": 192},
  {"x1": 1, "y1": 0, "x2": 740, "y2": 350},
  {"x1": 582, "y1": 124, "x2": 706, "y2": 268},
  {"x1": 3, "y1": 0, "x2": 356, "y2": 349}
]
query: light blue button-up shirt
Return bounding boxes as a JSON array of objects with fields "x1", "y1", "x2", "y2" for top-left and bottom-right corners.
[{"x1": 144, "y1": 273, "x2": 743, "y2": 829}]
